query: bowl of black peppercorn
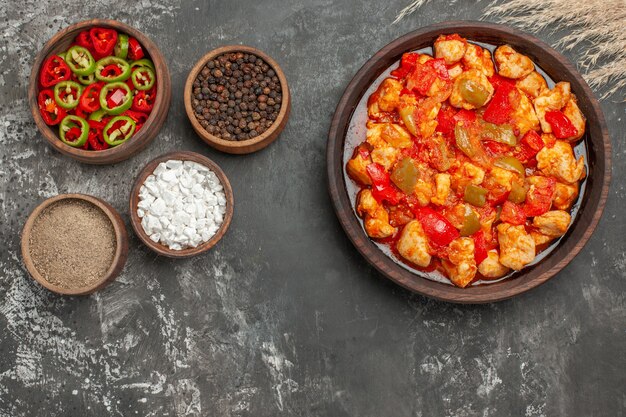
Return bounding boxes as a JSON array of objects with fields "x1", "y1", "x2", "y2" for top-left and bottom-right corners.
[{"x1": 184, "y1": 45, "x2": 291, "y2": 154}]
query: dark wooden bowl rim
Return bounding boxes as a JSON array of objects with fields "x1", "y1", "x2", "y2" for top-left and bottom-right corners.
[
  {"x1": 327, "y1": 21, "x2": 611, "y2": 304},
  {"x1": 184, "y1": 45, "x2": 291, "y2": 154},
  {"x1": 28, "y1": 19, "x2": 172, "y2": 165},
  {"x1": 21, "y1": 193, "x2": 129, "y2": 295},
  {"x1": 129, "y1": 151, "x2": 234, "y2": 258}
]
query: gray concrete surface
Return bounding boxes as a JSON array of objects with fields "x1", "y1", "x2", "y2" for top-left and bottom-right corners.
[{"x1": 1, "y1": 1, "x2": 624, "y2": 416}]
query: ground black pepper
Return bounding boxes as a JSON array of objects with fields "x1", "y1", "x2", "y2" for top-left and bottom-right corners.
[{"x1": 192, "y1": 52, "x2": 282, "y2": 141}]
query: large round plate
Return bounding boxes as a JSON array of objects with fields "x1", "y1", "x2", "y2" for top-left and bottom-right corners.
[{"x1": 327, "y1": 21, "x2": 611, "y2": 303}]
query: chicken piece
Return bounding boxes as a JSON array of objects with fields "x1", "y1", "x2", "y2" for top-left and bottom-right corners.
[
  {"x1": 497, "y1": 223, "x2": 536, "y2": 270},
  {"x1": 531, "y1": 231, "x2": 554, "y2": 247},
  {"x1": 509, "y1": 90, "x2": 540, "y2": 135},
  {"x1": 462, "y1": 43, "x2": 495, "y2": 77},
  {"x1": 480, "y1": 211, "x2": 497, "y2": 242},
  {"x1": 366, "y1": 122, "x2": 413, "y2": 149},
  {"x1": 357, "y1": 189, "x2": 397, "y2": 239},
  {"x1": 461, "y1": 162, "x2": 486, "y2": 185},
  {"x1": 536, "y1": 140, "x2": 585, "y2": 184},
  {"x1": 444, "y1": 203, "x2": 466, "y2": 229},
  {"x1": 449, "y1": 69, "x2": 494, "y2": 110},
  {"x1": 533, "y1": 82, "x2": 571, "y2": 133},
  {"x1": 553, "y1": 182, "x2": 579, "y2": 210},
  {"x1": 434, "y1": 34, "x2": 467, "y2": 65},
  {"x1": 561, "y1": 97, "x2": 586, "y2": 141},
  {"x1": 494, "y1": 45, "x2": 534, "y2": 79},
  {"x1": 447, "y1": 63, "x2": 463, "y2": 79},
  {"x1": 368, "y1": 78, "x2": 403, "y2": 119},
  {"x1": 396, "y1": 220, "x2": 431, "y2": 267},
  {"x1": 346, "y1": 151, "x2": 372, "y2": 185},
  {"x1": 414, "y1": 178, "x2": 434, "y2": 206},
  {"x1": 431, "y1": 173, "x2": 451, "y2": 205},
  {"x1": 532, "y1": 210, "x2": 571, "y2": 237},
  {"x1": 488, "y1": 166, "x2": 517, "y2": 192},
  {"x1": 371, "y1": 146, "x2": 400, "y2": 171},
  {"x1": 516, "y1": 71, "x2": 548, "y2": 98},
  {"x1": 426, "y1": 77, "x2": 453, "y2": 102},
  {"x1": 478, "y1": 250, "x2": 510, "y2": 279},
  {"x1": 443, "y1": 237, "x2": 477, "y2": 288},
  {"x1": 416, "y1": 98, "x2": 442, "y2": 138}
]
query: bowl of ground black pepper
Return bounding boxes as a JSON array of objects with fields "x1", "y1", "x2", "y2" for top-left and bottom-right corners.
[
  {"x1": 21, "y1": 194, "x2": 129, "y2": 295},
  {"x1": 184, "y1": 45, "x2": 291, "y2": 154}
]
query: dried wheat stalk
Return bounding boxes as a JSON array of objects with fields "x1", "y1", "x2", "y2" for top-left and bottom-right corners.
[{"x1": 394, "y1": 0, "x2": 626, "y2": 100}]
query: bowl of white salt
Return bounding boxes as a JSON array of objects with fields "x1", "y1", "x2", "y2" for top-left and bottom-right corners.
[{"x1": 129, "y1": 151, "x2": 234, "y2": 258}]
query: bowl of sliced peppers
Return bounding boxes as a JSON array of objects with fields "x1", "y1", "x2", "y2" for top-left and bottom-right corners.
[{"x1": 29, "y1": 19, "x2": 171, "y2": 164}]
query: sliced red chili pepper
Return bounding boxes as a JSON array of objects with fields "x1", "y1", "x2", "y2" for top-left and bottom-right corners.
[
  {"x1": 482, "y1": 82, "x2": 515, "y2": 125},
  {"x1": 87, "y1": 119, "x2": 109, "y2": 150},
  {"x1": 545, "y1": 110, "x2": 578, "y2": 139},
  {"x1": 75, "y1": 30, "x2": 97, "y2": 56},
  {"x1": 131, "y1": 86, "x2": 156, "y2": 113},
  {"x1": 500, "y1": 201, "x2": 526, "y2": 225},
  {"x1": 100, "y1": 64, "x2": 124, "y2": 79},
  {"x1": 127, "y1": 37, "x2": 145, "y2": 60},
  {"x1": 89, "y1": 27, "x2": 117, "y2": 56},
  {"x1": 38, "y1": 89, "x2": 67, "y2": 125},
  {"x1": 107, "y1": 87, "x2": 127, "y2": 108},
  {"x1": 79, "y1": 82, "x2": 104, "y2": 113},
  {"x1": 40, "y1": 55, "x2": 71, "y2": 87},
  {"x1": 413, "y1": 206, "x2": 460, "y2": 247},
  {"x1": 366, "y1": 163, "x2": 403, "y2": 205},
  {"x1": 472, "y1": 230, "x2": 489, "y2": 265},
  {"x1": 523, "y1": 177, "x2": 556, "y2": 216},
  {"x1": 71, "y1": 106, "x2": 89, "y2": 119},
  {"x1": 123, "y1": 109, "x2": 149, "y2": 125}
]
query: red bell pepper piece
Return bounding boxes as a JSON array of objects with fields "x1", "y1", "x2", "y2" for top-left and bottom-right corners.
[
  {"x1": 436, "y1": 104, "x2": 456, "y2": 135},
  {"x1": 390, "y1": 52, "x2": 419, "y2": 79},
  {"x1": 127, "y1": 37, "x2": 145, "y2": 60},
  {"x1": 483, "y1": 82, "x2": 515, "y2": 125},
  {"x1": 472, "y1": 230, "x2": 489, "y2": 265},
  {"x1": 413, "y1": 206, "x2": 460, "y2": 247},
  {"x1": 514, "y1": 130, "x2": 544, "y2": 163},
  {"x1": 38, "y1": 89, "x2": 67, "y2": 125},
  {"x1": 79, "y1": 82, "x2": 104, "y2": 113},
  {"x1": 453, "y1": 108, "x2": 476, "y2": 126},
  {"x1": 89, "y1": 27, "x2": 117, "y2": 56},
  {"x1": 406, "y1": 59, "x2": 448, "y2": 96},
  {"x1": 545, "y1": 110, "x2": 578, "y2": 139},
  {"x1": 488, "y1": 73, "x2": 515, "y2": 91},
  {"x1": 366, "y1": 163, "x2": 403, "y2": 205},
  {"x1": 428, "y1": 58, "x2": 449, "y2": 80},
  {"x1": 39, "y1": 55, "x2": 71, "y2": 87},
  {"x1": 523, "y1": 177, "x2": 556, "y2": 217},
  {"x1": 500, "y1": 201, "x2": 526, "y2": 225},
  {"x1": 483, "y1": 140, "x2": 510, "y2": 157},
  {"x1": 131, "y1": 86, "x2": 156, "y2": 113}
]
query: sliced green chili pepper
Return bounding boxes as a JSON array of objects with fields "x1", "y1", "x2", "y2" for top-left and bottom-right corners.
[
  {"x1": 103, "y1": 115, "x2": 136, "y2": 146},
  {"x1": 95, "y1": 57, "x2": 131, "y2": 83},
  {"x1": 114, "y1": 34, "x2": 129, "y2": 59},
  {"x1": 390, "y1": 157, "x2": 419, "y2": 194},
  {"x1": 59, "y1": 115, "x2": 89, "y2": 147},
  {"x1": 508, "y1": 181, "x2": 528, "y2": 204},
  {"x1": 66, "y1": 46, "x2": 96, "y2": 76},
  {"x1": 398, "y1": 105, "x2": 418, "y2": 136},
  {"x1": 481, "y1": 122, "x2": 517, "y2": 146},
  {"x1": 130, "y1": 58, "x2": 155, "y2": 71},
  {"x1": 494, "y1": 156, "x2": 525, "y2": 176},
  {"x1": 77, "y1": 73, "x2": 97, "y2": 85},
  {"x1": 131, "y1": 67, "x2": 156, "y2": 91},
  {"x1": 89, "y1": 108, "x2": 108, "y2": 121},
  {"x1": 464, "y1": 184, "x2": 488, "y2": 207},
  {"x1": 53, "y1": 81, "x2": 83, "y2": 110},
  {"x1": 460, "y1": 205, "x2": 481, "y2": 236},
  {"x1": 100, "y1": 82, "x2": 132, "y2": 115},
  {"x1": 459, "y1": 79, "x2": 490, "y2": 107}
]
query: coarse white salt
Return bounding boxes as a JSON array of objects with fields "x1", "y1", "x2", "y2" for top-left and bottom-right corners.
[{"x1": 137, "y1": 160, "x2": 227, "y2": 250}]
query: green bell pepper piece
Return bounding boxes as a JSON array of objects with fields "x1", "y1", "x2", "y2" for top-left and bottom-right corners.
[
  {"x1": 66, "y1": 46, "x2": 96, "y2": 76},
  {"x1": 464, "y1": 184, "x2": 488, "y2": 207},
  {"x1": 508, "y1": 181, "x2": 528, "y2": 204},
  {"x1": 103, "y1": 116, "x2": 136, "y2": 146},
  {"x1": 460, "y1": 205, "x2": 481, "y2": 236},
  {"x1": 459, "y1": 79, "x2": 490, "y2": 107},
  {"x1": 390, "y1": 157, "x2": 419, "y2": 194},
  {"x1": 53, "y1": 81, "x2": 83, "y2": 110},
  {"x1": 99, "y1": 82, "x2": 132, "y2": 115},
  {"x1": 481, "y1": 122, "x2": 517, "y2": 146},
  {"x1": 494, "y1": 156, "x2": 525, "y2": 176},
  {"x1": 59, "y1": 115, "x2": 88, "y2": 147},
  {"x1": 95, "y1": 57, "x2": 132, "y2": 83}
]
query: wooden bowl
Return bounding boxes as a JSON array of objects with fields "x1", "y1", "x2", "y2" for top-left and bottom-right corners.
[
  {"x1": 21, "y1": 194, "x2": 129, "y2": 295},
  {"x1": 184, "y1": 45, "x2": 291, "y2": 154},
  {"x1": 327, "y1": 21, "x2": 611, "y2": 304},
  {"x1": 129, "y1": 151, "x2": 234, "y2": 258},
  {"x1": 28, "y1": 19, "x2": 172, "y2": 165}
]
